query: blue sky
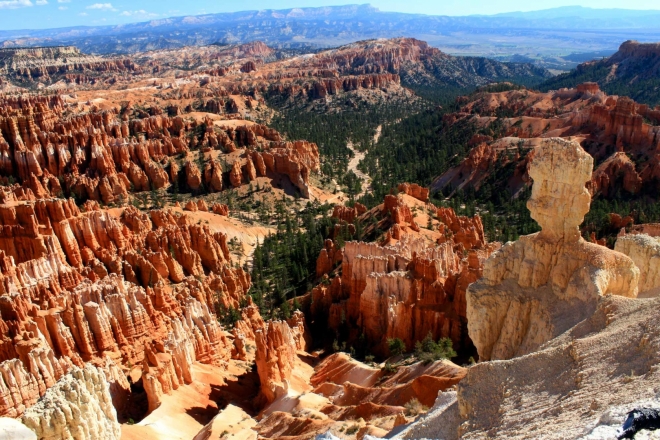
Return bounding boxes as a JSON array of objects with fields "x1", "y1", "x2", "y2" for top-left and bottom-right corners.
[{"x1": 0, "y1": 0, "x2": 658, "y2": 30}]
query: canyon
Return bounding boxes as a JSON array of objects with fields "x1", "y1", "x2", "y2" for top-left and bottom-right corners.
[{"x1": 0, "y1": 33, "x2": 659, "y2": 440}]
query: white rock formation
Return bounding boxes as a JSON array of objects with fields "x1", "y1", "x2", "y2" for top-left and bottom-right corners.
[
  {"x1": 467, "y1": 138, "x2": 639, "y2": 361},
  {"x1": 21, "y1": 364, "x2": 120, "y2": 440},
  {"x1": 615, "y1": 233, "x2": 660, "y2": 298}
]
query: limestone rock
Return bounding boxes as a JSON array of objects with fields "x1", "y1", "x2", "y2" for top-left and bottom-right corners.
[
  {"x1": 184, "y1": 200, "x2": 198, "y2": 212},
  {"x1": 615, "y1": 233, "x2": 660, "y2": 297},
  {"x1": 211, "y1": 203, "x2": 229, "y2": 216},
  {"x1": 185, "y1": 161, "x2": 202, "y2": 191},
  {"x1": 467, "y1": 138, "x2": 640, "y2": 361},
  {"x1": 310, "y1": 194, "x2": 496, "y2": 357},
  {"x1": 22, "y1": 364, "x2": 120, "y2": 440},
  {"x1": 397, "y1": 183, "x2": 429, "y2": 202},
  {"x1": 286, "y1": 311, "x2": 312, "y2": 352},
  {"x1": 229, "y1": 160, "x2": 242, "y2": 188}
]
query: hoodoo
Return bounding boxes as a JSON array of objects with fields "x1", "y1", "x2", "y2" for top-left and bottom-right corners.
[{"x1": 467, "y1": 138, "x2": 639, "y2": 361}]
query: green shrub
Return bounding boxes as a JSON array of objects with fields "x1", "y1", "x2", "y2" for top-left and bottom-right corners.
[
  {"x1": 414, "y1": 332, "x2": 457, "y2": 364},
  {"x1": 382, "y1": 361, "x2": 397, "y2": 374},
  {"x1": 387, "y1": 337, "x2": 406, "y2": 356}
]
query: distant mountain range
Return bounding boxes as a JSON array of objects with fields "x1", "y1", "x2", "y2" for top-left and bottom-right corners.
[{"x1": 1, "y1": 4, "x2": 659, "y2": 68}]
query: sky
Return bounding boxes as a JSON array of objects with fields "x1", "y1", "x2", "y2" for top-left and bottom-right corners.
[{"x1": 1, "y1": 0, "x2": 660, "y2": 30}]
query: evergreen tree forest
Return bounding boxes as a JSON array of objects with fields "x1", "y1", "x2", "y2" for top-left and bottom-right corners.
[
  {"x1": 248, "y1": 201, "x2": 336, "y2": 319},
  {"x1": 267, "y1": 94, "x2": 428, "y2": 191}
]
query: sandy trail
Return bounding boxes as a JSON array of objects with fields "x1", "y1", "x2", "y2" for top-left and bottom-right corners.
[
  {"x1": 373, "y1": 124, "x2": 382, "y2": 143},
  {"x1": 346, "y1": 140, "x2": 372, "y2": 199}
]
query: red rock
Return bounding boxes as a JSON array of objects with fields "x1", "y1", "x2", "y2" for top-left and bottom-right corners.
[
  {"x1": 577, "y1": 82, "x2": 600, "y2": 94},
  {"x1": 397, "y1": 183, "x2": 429, "y2": 202},
  {"x1": 241, "y1": 61, "x2": 257, "y2": 73},
  {"x1": 245, "y1": 157, "x2": 257, "y2": 182},
  {"x1": 590, "y1": 152, "x2": 642, "y2": 196},
  {"x1": 212, "y1": 204, "x2": 229, "y2": 216},
  {"x1": 309, "y1": 195, "x2": 497, "y2": 356},
  {"x1": 436, "y1": 207, "x2": 485, "y2": 250},
  {"x1": 255, "y1": 320, "x2": 297, "y2": 403},
  {"x1": 203, "y1": 161, "x2": 223, "y2": 192},
  {"x1": 316, "y1": 239, "x2": 343, "y2": 277},
  {"x1": 261, "y1": 141, "x2": 320, "y2": 198},
  {"x1": 433, "y1": 85, "x2": 660, "y2": 199},
  {"x1": 184, "y1": 200, "x2": 198, "y2": 212},
  {"x1": 229, "y1": 160, "x2": 242, "y2": 187},
  {"x1": 185, "y1": 161, "x2": 202, "y2": 191}
]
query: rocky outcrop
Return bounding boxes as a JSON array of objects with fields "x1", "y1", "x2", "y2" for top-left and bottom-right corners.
[
  {"x1": 258, "y1": 141, "x2": 320, "y2": 198},
  {"x1": 397, "y1": 183, "x2": 429, "y2": 202},
  {"x1": 436, "y1": 207, "x2": 485, "y2": 250},
  {"x1": 286, "y1": 311, "x2": 311, "y2": 352},
  {"x1": 211, "y1": 203, "x2": 229, "y2": 216},
  {"x1": 0, "y1": 46, "x2": 138, "y2": 86},
  {"x1": 254, "y1": 320, "x2": 297, "y2": 403},
  {"x1": 229, "y1": 160, "x2": 242, "y2": 188},
  {"x1": 309, "y1": 194, "x2": 496, "y2": 356},
  {"x1": 615, "y1": 233, "x2": 660, "y2": 297},
  {"x1": 21, "y1": 364, "x2": 120, "y2": 440},
  {"x1": 401, "y1": 294, "x2": 660, "y2": 439},
  {"x1": 331, "y1": 203, "x2": 367, "y2": 224},
  {"x1": 467, "y1": 138, "x2": 639, "y2": 361},
  {"x1": 0, "y1": 200, "x2": 244, "y2": 419},
  {"x1": 315, "y1": 239, "x2": 343, "y2": 278},
  {"x1": 0, "y1": 95, "x2": 321, "y2": 203},
  {"x1": 591, "y1": 152, "x2": 642, "y2": 196}
]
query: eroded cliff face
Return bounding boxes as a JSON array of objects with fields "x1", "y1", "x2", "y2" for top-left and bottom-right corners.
[
  {"x1": 397, "y1": 294, "x2": 660, "y2": 440},
  {"x1": 466, "y1": 138, "x2": 639, "y2": 361},
  {"x1": 395, "y1": 138, "x2": 660, "y2": 440},
  {"x1": 0, "y1": 46, "x2": 139, "y2": 86},
  {"x1": 254, "y1": 320, "x2": 298, "y2": 403},
  {"x1": 21, "y1": 364, "x2": 120, "y2": 440}
]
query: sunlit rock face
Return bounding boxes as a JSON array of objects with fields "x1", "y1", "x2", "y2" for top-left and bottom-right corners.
[
  {"x1": 21, "y1": 364, "x2": 121, "y2": 440},
  {"x1": 467, "y1": 138, "x2": 639, "y2": 361}
]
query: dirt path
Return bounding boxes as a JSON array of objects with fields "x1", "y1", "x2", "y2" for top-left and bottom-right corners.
[
  {"x1": 346, "y1": 140, "x2": 372, "y2": 198},
  {"x1": 373, "y1": 124, "x2": 382, "y2": 144}
]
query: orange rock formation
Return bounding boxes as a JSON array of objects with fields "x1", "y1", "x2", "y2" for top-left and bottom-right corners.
[{"x1": 309, "y1": 193, "x2": 497, "y2": 356}]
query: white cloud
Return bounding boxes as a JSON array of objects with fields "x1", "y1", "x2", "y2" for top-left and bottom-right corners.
[
  {"x1": 78, "y1": 11, "x2": 87, "y2": 15},
  {"x1": 120, "y1": 9, "x2": 157, "y2": 17},
  {"x1": 57, "y1": 0, "x2": 70, "y2": 2},
  {"x1": 86, "y1": 2, "x2": 113, "y2": 9},
  {"x1": 35, "y1": 0, "x2": 47, "y2": 4},
  {"x1": 58, "y1": 5, "x2": 67, "y2": 9},
  {"x1": 0, "y1": 0, "x2": 33, "y2": 9}
]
